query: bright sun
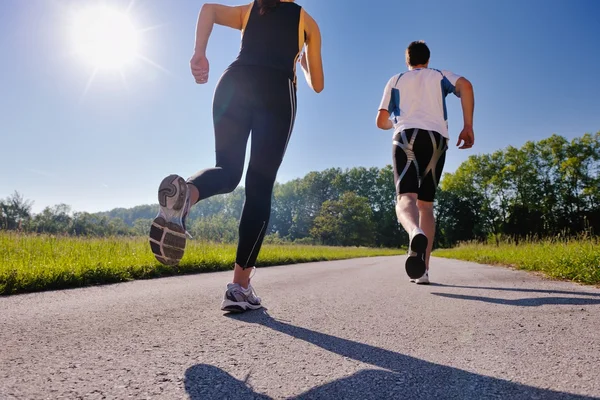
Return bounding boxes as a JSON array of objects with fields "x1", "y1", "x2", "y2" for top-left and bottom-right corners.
[{"x1": 72, "y1": 6, "x2": 139, "y2": 70}]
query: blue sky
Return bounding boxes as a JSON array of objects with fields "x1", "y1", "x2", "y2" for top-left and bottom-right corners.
[{"x1": 1, "y1": 0, "x2": 599, "y2": 213}]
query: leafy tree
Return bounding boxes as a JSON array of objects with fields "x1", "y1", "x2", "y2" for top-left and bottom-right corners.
[
  {"x1": 310, "y1": 192, "x2": 376, "y2": 247},
  {"x1": 31, "y1": 204, "x2": 73, "y2": 234},
  {"x1": 0, "y1": 191, "x2": 33, "y2": 230},
  {"x1": 189, "y1": 214, "x2": 239, "y2": 243},
  {"x1": 2, "y1": 132, "x2": 597, "y2": 245},
  {"x1": 270, "y1": 180, "x2": 301, "y2": 239},
  {"x1": 132, "y1": 218, "x2": 153, "y2": 236}
]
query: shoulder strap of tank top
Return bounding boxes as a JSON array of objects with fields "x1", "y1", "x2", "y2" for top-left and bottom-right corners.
[
  {"x1": 293, "y1": 6, "x2": 305, "y2": 87},
  {"x1": 241, "y1": 1, "x2": 255, "y2": 33}
]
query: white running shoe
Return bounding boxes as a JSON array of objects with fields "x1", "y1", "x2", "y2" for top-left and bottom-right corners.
[
  {"x1": 410, "y1": 271, "x2": 430, "y2": 285},
  {"x1": 220, "y1": 283, "x2": 263, "y2": 313},
  {"x1": 149, "y1": 174, "x2": 191, "y2": 266}
]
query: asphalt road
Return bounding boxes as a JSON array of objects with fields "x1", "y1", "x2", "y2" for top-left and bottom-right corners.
[{"x1": 1, "y1": 256, "x2": 599, "y2": 399}]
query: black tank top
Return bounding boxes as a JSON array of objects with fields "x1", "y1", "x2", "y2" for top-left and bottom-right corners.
[{"x1": 228, "y1": 1, "x2": 303, "y2": 83}]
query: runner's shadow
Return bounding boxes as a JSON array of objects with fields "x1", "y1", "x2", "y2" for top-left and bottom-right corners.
[
  {"x1": 184, "y1": 310, "x2": 596, "y2": 399},
  {"x1": 430, "y1": 283, "x2": 600, "y2": 298},
  {"x1": 430, "y1": 292, "x2": 600, "y2": 307},
  {"x1": 185, "y1": 364, "x2": 270, "y2": 399}
]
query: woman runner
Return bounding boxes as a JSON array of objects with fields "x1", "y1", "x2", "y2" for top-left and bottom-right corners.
[{"x1": 149, "y1": 0, "x2": 324, "y2": 312}]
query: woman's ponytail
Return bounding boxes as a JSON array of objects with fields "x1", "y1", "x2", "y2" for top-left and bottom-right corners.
[{"x1": 257, "y1": 0, "x2": 279, "y2": 15}]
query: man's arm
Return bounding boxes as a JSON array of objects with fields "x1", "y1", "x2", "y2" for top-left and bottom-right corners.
[
  {"x1": 376, "y1": 110, "x2": 393, "y2": 130},
  {"x1": 455, "y1": 77, "x2": 475, "y2": 149},
  {"x1": 455, "y1": 77, "x2": 474, "y2": 128},
  {"x1": 376, "y1": 77, "x2": 396, "y2": 130}
]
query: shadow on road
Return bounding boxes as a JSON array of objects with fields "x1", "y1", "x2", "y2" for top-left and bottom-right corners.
[
  {"x1": 430, "y1": 283, "x2": 600, "y2": 298},
  {"x1": 430, "y1": 292, "x2": 600, "y2": 307},
  {"x1": 429, "y1": 283, "x2": 600, "y2": 307},
  {"x1": 185, "y1": 364, "x2": 270, "y2": 399},
  {"x1": 184, "y1": 310, "x2": 596, "y2": 399}
]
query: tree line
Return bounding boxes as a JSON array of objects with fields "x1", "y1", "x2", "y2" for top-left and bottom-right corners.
[
  {"x1": 436, "y1": 133, "x2": 599, "y2": 246},
  {"x1": 2, "y1": 132, "x2": 598, "y2": 248}
]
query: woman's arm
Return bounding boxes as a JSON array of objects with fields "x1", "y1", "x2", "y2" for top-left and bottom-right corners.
[
  {"x1": 191, "y1": 3, "x2": 251, "y2": 84},
  {"x1": 300, "y1": 10, "x2": 324, "y2": 93},
  {"x1": 194, "y1": 3, "x2": 249, "y2": 55}
]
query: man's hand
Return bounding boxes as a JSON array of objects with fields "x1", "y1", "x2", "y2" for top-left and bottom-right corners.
[
  {"x1": 190, "y1": 53, "x2": 210, "y2": 84},
  {"x1": 456, "y1": 126, "x2": 475, "y2": 149}
]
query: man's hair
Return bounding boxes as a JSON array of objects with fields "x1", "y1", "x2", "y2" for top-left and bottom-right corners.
[{"x1": 405, "y1": 41, "x2": 430, "y2": 66}]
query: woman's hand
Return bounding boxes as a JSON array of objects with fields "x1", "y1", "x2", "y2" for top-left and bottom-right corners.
[
  {"x1": 190, "y1": 52, "x2": 210, "y2": 84},
  {"x1": 299, "y1": 51, "x2": 308, "y2": 73}
]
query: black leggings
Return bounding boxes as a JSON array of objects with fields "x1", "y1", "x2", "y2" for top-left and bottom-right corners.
[{"x1": 188, "y1": 66, "x2": 297, "y2": 268}]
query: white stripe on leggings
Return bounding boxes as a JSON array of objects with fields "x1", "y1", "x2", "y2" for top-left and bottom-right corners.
[
  {"x1": 245, "y1": 221, "x2": 266, "y2": 268},
  {"x1": 243, "y1": 81, "x2": 295, "y2": 268},
  {"x1": 283, "y1": 79, "x2": 296, "y2": 156}
]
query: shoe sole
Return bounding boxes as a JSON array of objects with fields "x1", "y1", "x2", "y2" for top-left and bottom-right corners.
[
  {"x1": 405, "y1": 233, "x2": 427, "y2": 279},
  {"x1": 221, "y1": 300, "x2": 263, "y2": 313},
  {"x1": 149, "y1": 175, "x2": 188, "y2": 266}
]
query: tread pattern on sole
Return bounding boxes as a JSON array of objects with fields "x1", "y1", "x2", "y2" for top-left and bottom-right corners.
[
  {"x1": 149, "y1": 216, "x2": 187, "y2": 266},
  {"x1": 150, "y1": 174, "x2": 190, "y2": 267},
  {"x1": 158, "y1": 174, "x2": 186, "y2": 210}
]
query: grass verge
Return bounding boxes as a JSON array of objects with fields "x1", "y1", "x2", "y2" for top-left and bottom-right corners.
[
  {"x1": 0, "y1": 232, "x2": 403, "y2": 295},
  {"x1": 434, "y1": 238, "x2": 600, "y2": 285}
]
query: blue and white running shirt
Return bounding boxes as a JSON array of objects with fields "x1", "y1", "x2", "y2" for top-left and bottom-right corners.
[{"x1": 379, "y1": 68, "x2": 462, "y2": 139}]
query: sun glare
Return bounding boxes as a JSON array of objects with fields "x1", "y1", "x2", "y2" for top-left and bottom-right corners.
[{"x1": 72, "y1": 6, "x2": 139, "y2": 70}]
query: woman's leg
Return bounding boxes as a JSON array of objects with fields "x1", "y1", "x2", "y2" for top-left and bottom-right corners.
[
  {"x1": 235, "y1": 79, "x2": 296, "y2": 275},
  {"x1": 150, "y1": 69, "x2": 252, "y2": 266},
  {"x1": 221, "y1": 77, "x2": 296, "y2": 312},
  {"x1": 187, "y1": 69, "x2": 253, "y2": 202}
]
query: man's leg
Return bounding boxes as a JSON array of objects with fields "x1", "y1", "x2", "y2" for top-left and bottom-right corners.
[
  {"x1": 414, "y1": 130, "x2": 448, "y2": 283},
  {"x1": 417, "y1": 200, "x2": 435, "y2": 270},
  {"x1": 396, "y1": 193, "x2": 420, "y2": 235},
  {"x1": 393, "y1": 129, "x2": 428, "y2": 279},
  {"x1": 400, "y1": 195, "x2": 428, "y2": 279}
]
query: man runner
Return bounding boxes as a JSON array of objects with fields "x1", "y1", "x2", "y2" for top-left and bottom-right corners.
[{"x1": 376, "y1": 40, "x2": 475, "y2": 284}]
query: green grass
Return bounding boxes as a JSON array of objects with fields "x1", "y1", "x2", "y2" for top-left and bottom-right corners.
[
  {"x1": 434, "y1": 238, "x2": 600, "y2": 285},
  {"x1": 0, "y1": 232, "x2": 404, "y2": 295}
]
